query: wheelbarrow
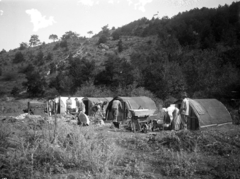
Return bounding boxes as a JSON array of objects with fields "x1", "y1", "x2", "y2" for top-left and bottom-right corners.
[{"x1": 129, "y1": 109, "x2": 156, "y2": 133}]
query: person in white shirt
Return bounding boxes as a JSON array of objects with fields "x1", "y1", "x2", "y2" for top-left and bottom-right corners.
[
  {"x1": 54, "y1": 96, "x2": 59, "y2": 114},
  {"x1": 166, "y1": 104, "x2": 179, "y2": 130}
]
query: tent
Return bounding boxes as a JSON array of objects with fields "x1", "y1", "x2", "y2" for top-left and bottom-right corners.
[
  {"x1": 106, "y1": 96, "x2": 157, "y2": 122},
  {"x1": 82, "y1": 97, "x2": 113, "y2": 116},
  {"x1": 184, "y1": 99, "x2": 232, "y2": 130},
  {"x1": 54, "y1": 96, "x2": 84, "y2": 114}
]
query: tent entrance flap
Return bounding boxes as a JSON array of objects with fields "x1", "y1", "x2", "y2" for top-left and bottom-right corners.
[{"x1": 83, "y1": 100, "x2": 89, "y2": 115}]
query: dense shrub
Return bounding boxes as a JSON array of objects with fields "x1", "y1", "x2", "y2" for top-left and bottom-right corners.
[
  {"x1": 60, "y1": 40, "x2": 68, "y2": 48},
  {"x1": 2, "y1": 71, "x2": 18, "y2": 81},
  {"x1": 18, "y1": 64, "x2": 35, "y2": 74},
  {"x1": 98, "y1": 35, "x2": 107, "y2": 44},
  {"x1": 53, "y1": 43, "x2": 59, "y2": 50},
  {"x1": 13, "y1": 52, "x2": 25, "y2": 64},
  {"x1": 11, "y1": 86, "x2": 20, "y2": 96}
]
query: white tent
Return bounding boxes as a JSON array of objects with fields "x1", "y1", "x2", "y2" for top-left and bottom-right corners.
[{"x1": 54, "y1": 96, "x2": 84, "y2": 114}]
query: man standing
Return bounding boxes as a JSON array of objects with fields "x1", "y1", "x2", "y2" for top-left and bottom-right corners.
[
  {"x1": 75, "y1": 98, "x2": 85, "y2": 114},
  {"x1": 48, "y1": 99, "x2": 54, "y2": 116},
  {"x1": 54, "y1": 96, "x2": 59, "y2": 114},
  {"x1": 66, "y1": 96, "x2": 72, "y2": 114},
  {"x1": 180, "y1": 92, "x2": 190, "y2": 130},
  {"x1": 111, "y1": 99, "x2": 122, "y2": 128}
]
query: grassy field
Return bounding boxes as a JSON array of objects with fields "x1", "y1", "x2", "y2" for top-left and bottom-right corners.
[{"x1": 0, "y1": 108, "x2": 240, "y2": 179}]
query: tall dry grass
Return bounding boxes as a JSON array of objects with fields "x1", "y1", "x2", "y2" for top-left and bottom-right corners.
[{"x1": 0, "y1": 115, "x2": 152, "y2": 179}]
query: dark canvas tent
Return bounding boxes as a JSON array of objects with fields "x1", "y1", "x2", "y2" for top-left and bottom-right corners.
[
  {"x1": 82, "y1": 97, "x2": 113, "y2": 116},
  {"x1": 106, "y1": 96, "x2": 157, "y2": 122},
  {"x1": 186, "y1": 99, "x2": 232, "y2": 130}
]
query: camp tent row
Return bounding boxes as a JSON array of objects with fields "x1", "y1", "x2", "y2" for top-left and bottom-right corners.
[{"x1": 45, "y1": 96, "x2": 232, "y2": 130}]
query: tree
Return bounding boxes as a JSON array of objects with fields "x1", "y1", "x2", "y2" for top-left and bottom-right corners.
[
  {"x1": 102, "y1": 24, "x2": 110, "y2": 36},
  {"x1": 98, "y1": 35, "x2": 107, "y2": 44},
  {"x1": 61, "y1": 31, "x2": 79, "y2": 40},
  {"x1": 45, "y1": 52, "x2": 53, "y2": 62},
  {"x1": 69, "y1": 57, "x2": 96, "y2": 90},
  {"x1": 87, "y1": 31, "x2": 93, "y2": 38},
  {"x1": 112, "y1": 30, "x2": 120, "y2": 40},
  {"x1": 98, "y1": 25, "x2": 110, "y2": 44},
  {"x1": 22, "y1": 70, "x2": 46, "y2": 97},
  {"x1": 49, "y1": 34, "x2": 58, "y2": 42},
  {"x1": 13, "y1": 52, "x2": 25, "y2": 63},
  {"x1": 95, "y1": 56, "x2": 135, "y2": 88},
  {"x1": 11, "y1": 86, "x2": 20, "y2": 96},
  {"x1": 0, "y1": 49, "x2": 6, "y2": 54},
  {"x1": 117, "y1": 39, "x2": 123, "y2": 52},
  {"x1": 35, "y1": 50, "x2": 44, "y2": 66},
  {"x1": 19, "y1": 42, "x2": 28, "y2": 50},
  {"x1": 20, "y1": 64, "x2": 35, "y2": 75},
  {"x1": 52, "y1": 72, "x2": 75, "y2": 95},
  {"x1": 59, "y1": 40, "x2": 68, "y2": 48},
  {"x1": 29, "y1": 35, "x2": 41, "y2": 47}
]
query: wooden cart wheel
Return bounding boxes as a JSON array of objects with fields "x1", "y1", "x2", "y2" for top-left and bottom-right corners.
[{"x1": 141, "y1": 124, "x2": 148, "y2": 133}]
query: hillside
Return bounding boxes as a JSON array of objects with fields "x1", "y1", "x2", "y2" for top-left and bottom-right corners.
[{"x1": 0, "y1": 1, "x2": 240, "y2": 109}]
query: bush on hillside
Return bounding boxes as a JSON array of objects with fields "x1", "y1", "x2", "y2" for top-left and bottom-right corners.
[
  {"x1": 12, "y1": 52, "x2": 25, "y2": 64},
  {"x1": 98, "y1": 35, "x2": 107, "y2": 44},
  {"x1": 60, "y1": 40, "x2": 68, "y2": 48},
  {"x1": 11, "y1": 86, "x2": 20, "y2": 96},
  {"x1": 22, "y1": 70, "x2": 47, "y2": 97},
  {"x1": 112, "y1": 30, "x2": 120, "y2": 40},
  {"x1": 19, "y1": 42, "x2": 28, "y2": 50},
  {"x1": 53, "y1": 43, "x2": 59, "y2": 50},
  {"x1": 75, "y1": 81, "x2": 113, "y2": 97},
  {"x1": 19, "y1": 64, "x2": 35, "y2": 75},
  {"x1": 44, "y1": 88, "x2": 59, "y2": 98},
  {"x1": 3, "y1": 71, "x2": 18, "y2": 81}
]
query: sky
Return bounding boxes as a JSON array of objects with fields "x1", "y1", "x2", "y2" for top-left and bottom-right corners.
[{"x1": 0, "y1": 0, "x2": 237, "y2": 51}]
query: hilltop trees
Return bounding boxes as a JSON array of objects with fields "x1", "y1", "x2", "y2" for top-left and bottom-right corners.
[
  {"x1": 87, "y1": 31, "x2": 93, "y2": 38},
  {"x1": 61, "y1": 31, "x2": 79, "y2": 40},
  {"x1": 19, "y1": 42, "x2": 28, "y2": 50},
  {"x1": 98, "y1": 25, "x2": 110, "y2": 44},
  {"x1": 29, "y1": 35, "x2": 41, "y2": 47},
  {"x1": 49, "y1": 34, "x2": 58, "y2": 42}
]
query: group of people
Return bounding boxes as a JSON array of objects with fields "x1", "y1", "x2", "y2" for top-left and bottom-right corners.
[
  {"x1": 66, "y1": 97, "x2": 85, "y2": 115},
  {"x1": 47, "y1": 97, "x2": 59, "y2": 116},
  {"x1": 154, "y1": 92, "x2": 190, "y2": 131},
  {"x1": 47, "y1": 96, "x2": 86, "y2": 116}
]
